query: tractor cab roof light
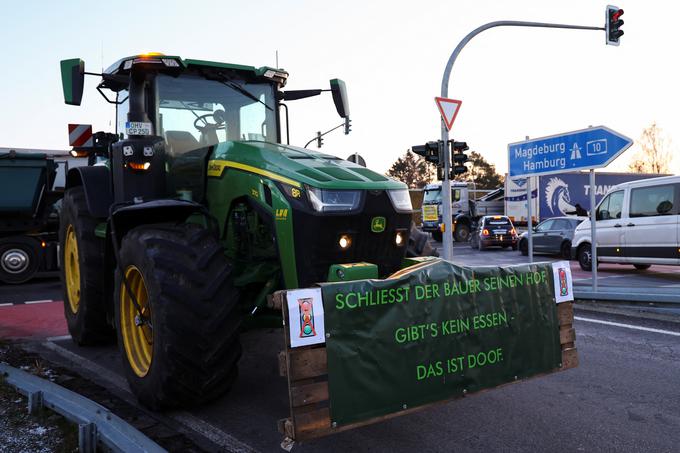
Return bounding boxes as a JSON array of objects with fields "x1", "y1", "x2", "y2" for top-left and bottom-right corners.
[{"x1": 123, "y1": 54, "x2": 175, "y2": 71}]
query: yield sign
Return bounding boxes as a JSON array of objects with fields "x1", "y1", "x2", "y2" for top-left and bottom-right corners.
[{"x1": 435, "y1": 97, "x2": 462, "y2": 131}]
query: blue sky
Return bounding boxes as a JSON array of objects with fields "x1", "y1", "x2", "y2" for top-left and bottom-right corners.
[{"x1": 1, "y1": 1, "x2": 677, "y2": 174}]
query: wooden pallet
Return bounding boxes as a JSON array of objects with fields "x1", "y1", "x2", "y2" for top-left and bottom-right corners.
[{"x1": 270, "y1": 292, "x2": 578, "y2": 441}]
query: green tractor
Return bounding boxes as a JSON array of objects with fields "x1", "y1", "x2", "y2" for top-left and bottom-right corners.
[{"x1": 59, "y1": 53, "x2": 421, "y2": 409}]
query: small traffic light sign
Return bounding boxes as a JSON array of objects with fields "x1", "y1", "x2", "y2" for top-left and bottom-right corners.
[
  {"x1": 606, "y1": 5, "x2": 624, "y2": 46},
  {"x1": 451, "y1": 141, "x2": 469, "y2": 175},
  {"x1": 412, "y1": 141, "x2": 441, "y2": 165},
  {"x1": 316, "y1": 131, "x2": 324, "y2": 148}
]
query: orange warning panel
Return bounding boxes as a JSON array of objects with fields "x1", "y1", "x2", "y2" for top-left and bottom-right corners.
[{"x1": 0, "y1": 302, "x2": 68, "y2": 340}]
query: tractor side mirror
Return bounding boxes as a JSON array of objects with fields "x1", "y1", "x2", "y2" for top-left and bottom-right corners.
[
  {"x1": 60, "y1": 58, "x2": 85, "y2": 106},
  {"x1": 330, "y1": 79, "x2": 350, "y2": 119}
]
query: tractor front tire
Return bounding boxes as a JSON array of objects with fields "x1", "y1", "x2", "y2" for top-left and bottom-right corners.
[
  {"x1": 60, "y1": 186, "x2": 112, "y2": 345},
  {"x1": 114, "y1": 223, "x2": 242, "y2": 410}
]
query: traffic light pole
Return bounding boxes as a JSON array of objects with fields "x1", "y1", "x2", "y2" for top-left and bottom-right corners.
[{"x1": 439, "y1": 20, "x2": 604, "y2": 261}]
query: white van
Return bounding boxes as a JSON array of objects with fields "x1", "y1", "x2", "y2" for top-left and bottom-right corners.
[{"x1": 571, "y1": 175, "x2": 680, "y2": 271}]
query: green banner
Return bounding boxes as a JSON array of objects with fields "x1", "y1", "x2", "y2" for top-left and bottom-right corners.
[{"x1": 320, "y1": 259, "x2": 561, "y2": 426}]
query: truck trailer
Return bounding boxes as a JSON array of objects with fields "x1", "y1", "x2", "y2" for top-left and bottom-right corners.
[
  {"x1": 505, "y1": 171, "x2": 665, "y2": 225},
  {"x1": 0, "y1": 148, "x2": 74, "y2": 283}
]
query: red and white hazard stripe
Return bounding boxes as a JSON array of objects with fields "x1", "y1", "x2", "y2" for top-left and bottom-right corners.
[{"x1": 68, "y1": 124, "x2": 93, "y2": 147}]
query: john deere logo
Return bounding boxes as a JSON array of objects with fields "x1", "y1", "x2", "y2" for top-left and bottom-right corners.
[{"x1": 371, "y1": 217, "x2": 386, "y2": 233}]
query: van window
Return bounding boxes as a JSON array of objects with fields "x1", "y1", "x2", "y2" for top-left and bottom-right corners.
[
  {"x1": 596, "y1": 190, "x2": 624, "y2": 220},
  {"x1": 629, "y1": 184, "x2": 676, "y2": 217}
]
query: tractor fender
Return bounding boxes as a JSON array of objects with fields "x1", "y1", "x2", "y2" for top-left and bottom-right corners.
[
  {"x1": 66, "y1": 166, "x2": 113, "y2": 218},
  {"x1": 109, "y1": 199, "x2": 213, "y2": 249}
]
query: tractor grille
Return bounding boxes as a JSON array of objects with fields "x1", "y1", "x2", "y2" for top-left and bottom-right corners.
[{"x1": 292, "y1": 190, "x2": 412, "y2": 287}]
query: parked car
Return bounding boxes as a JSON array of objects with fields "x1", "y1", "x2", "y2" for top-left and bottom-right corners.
[
  {"x1": 471, "y1": 215, "x2": 518, "y2": 250},
  {"x1": 571, "y1": 175, "x2": 680, "y2": 271},
  {"x1": 519, "y1": 216, "x2": 586, "y2": 258}
]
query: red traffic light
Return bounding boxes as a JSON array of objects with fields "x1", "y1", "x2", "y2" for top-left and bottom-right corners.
[{"x1": 606, "y1": 6, "x2": 624, "y2": 46}]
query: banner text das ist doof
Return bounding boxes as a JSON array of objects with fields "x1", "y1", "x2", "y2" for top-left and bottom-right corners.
[{"x1": 320, "y1": 259, "x2": 562, "y2": 426}]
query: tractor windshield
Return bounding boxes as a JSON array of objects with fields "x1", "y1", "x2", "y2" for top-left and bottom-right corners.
[{"x1": 156, "y1": 74, "x2": 277, "y2": 154}]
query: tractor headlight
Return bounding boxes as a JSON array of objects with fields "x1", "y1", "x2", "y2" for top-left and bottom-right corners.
[
  {"x1": 387, "y1": 189, "x2": 413, "y2": 213},
  {"x1": 306, "y1": 186, "x2": 361, "y2": 212}
]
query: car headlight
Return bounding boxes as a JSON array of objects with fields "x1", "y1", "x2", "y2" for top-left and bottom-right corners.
[
  {"x1": 306, "y1": 186, "x2": 361, "y2": 212},
  {"x1": 387, "y1": 189, "x2": 413, "y2": 213}
]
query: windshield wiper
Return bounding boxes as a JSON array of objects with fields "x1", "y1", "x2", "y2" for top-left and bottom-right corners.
[{"x1": 213, "y1": 74, "x2": 273, "y2": 111}]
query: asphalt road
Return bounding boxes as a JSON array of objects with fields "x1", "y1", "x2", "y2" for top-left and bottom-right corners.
[
  {"x1": 0, "y1": 275, "x2": 61, "y2": 306},
  {"x1": 3, "y1": 248, "x2": 680, "y2": 451},
  {"x1": 45, "y1": 310, "x2": 680, "y2": 452}
]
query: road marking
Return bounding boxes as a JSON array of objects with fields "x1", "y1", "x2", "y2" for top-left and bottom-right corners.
[
  {"x1": 26, "y1": 299, "x2": 55, "y2": 304},
  {"x1": 572, "y1": 272, "x2": 630, "y2": 281},
  {"x1": 0, "y1": 303, "x2": 12, "y2": 307},
  {"x1": 575, "y1": 316, "x2": 680, "y2": 337},
  {"x1": 171, "y1": 412, "x2": 259, "y2": 453},
  {"x1": 46, "y1": 335, "x2": 72, "y2": 342}
]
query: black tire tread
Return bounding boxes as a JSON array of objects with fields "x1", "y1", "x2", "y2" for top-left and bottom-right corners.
[
  {"x1": 59, "y1": 186, "x2": 111, "y2": 345},
  {"x1": 454, "y1": 224, "x2": 470, "y2": 242},
  {"x1": 115, "y1": 223, "x2": 242, "y2": 410},
  {"x1": 520, "y1": 239, "x2": 528, "y2": 256}
]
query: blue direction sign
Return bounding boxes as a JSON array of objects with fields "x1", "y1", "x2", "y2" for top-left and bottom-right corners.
[{"x1": 508, "y1": 126, "x2": 633, "y2": 177}]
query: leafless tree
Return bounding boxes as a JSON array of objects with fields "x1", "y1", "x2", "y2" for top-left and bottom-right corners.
[{"x1": 627, "y1": 122, "x2": 672, "y2": 174}]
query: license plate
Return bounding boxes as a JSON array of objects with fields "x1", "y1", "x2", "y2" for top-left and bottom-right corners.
[
  {"x1": 493, "y1": 229, "x2": 506, "y2": 235},
  {"x1": 125, "y1": 121, "x2": 153, "y2": 136},
  {"x1": 423, "y1": 205, "x2": 438, "y2": 222}
]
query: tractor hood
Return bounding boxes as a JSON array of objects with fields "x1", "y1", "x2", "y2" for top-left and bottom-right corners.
[{"x1": 209, "y1": 141, "x2": 406, "y2": 190}]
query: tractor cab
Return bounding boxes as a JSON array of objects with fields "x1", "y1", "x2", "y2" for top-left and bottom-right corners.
[{"x1": 61, "y1": 53, "x2": 350, "y2": 205}]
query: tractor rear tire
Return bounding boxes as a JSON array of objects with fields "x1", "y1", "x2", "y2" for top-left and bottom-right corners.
[
  {"x1": 60, "y1": 186, "x2": 112, "y2": 345},
  {"x1": 114, "y1": 223, "x2": 242, "y2": 410}
]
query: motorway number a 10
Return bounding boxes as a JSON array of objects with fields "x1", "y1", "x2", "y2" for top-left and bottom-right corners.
[{"x1": 125, "y1": 122, "x2": 152, "y2": 136}]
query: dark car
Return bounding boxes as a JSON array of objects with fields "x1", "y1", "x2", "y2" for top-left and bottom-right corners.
[
  {"x1": 471, "y1": 216, "x2": 518, "y2": 251},
  {"x1": 519, "y1": 216, "x2": 586, "y2": 258}
]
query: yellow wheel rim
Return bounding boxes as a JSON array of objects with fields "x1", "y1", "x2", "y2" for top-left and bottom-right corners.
[
  {"x1": 64, "y1": 225, "x2": 81, "y2": 314},
  {"x1": 120, "y1": 265, "x2": 153, "y2": 378}
]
